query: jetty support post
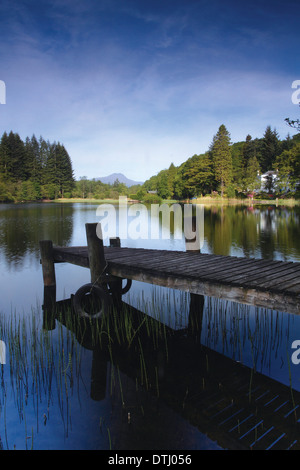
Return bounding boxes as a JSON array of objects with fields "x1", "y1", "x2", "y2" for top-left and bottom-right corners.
[
  {"x1": 85, "y1": 223, "x2": 107, "y2": 285},
  {"x1": 85, "y1": 223, "x2": 124, "y2": 308},
  {"x1": 39, "y1": 240, "x2": 56, "y2": 330},
  {"x1": 185, "y1": 213, "x2": 204, "y2": 340},
  {"x1": 109, "y1": 236, "x2": 123, "y2": 306}
]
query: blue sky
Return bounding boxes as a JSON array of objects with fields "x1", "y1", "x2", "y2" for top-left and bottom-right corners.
[{"x1": 0, "y1": 0, "x2": 299, "y2": 182}]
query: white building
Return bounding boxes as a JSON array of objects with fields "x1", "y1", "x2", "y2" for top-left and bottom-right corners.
[{"x1": 260, "y1": 170, "x2": 278, "y2": 192}]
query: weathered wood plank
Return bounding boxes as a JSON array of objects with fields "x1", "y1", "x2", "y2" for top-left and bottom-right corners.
[
  {"x1": 50, "y1": 244, "x2": 300, "y2": 314},
  {"x1": 183, "y1": 259, "x2": 285, "y2": 280},
  {"x1": 179, "y1": 261, "x2": 288, "y2": 287},
  {"x1": 107, "y1": 261, "x2": 300, "y2": 314},
  {"x1": 134, "y1": 253, "x2": 252, "y2": 275},
  {"x1": 220, "y1": 262, "x2": 295, "y2": 284},
  {"x1": 277, "y1": 280, "x2": 300, "y2": 294},
  {"x1": 53, "y1": 248, "x2": 89, "y2": 268},
  {"x1": 252, "y1": 266, "x2": 300, "y2": 289}
]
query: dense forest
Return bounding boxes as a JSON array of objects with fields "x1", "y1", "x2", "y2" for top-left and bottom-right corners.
[
  {"x1": 0, "y1": 125, "x2": 299, "y2": 203},
  {"x1": 142, "y1": 125, "x2": 300, "y2": 200},
  {"x1": 0, "y1": 131, "x2": 75, "y2": 202}
]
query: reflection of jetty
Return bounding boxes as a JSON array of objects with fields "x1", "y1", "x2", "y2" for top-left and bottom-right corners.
[
  {"x1": 40, "y1": 223, "x2": 300, "y2": 315},
  {"x1": 49, "y1": 297, "x2": 300, "y2": 450}
]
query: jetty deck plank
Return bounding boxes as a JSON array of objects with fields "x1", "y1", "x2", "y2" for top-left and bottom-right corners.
[{"x1": 52, "y1": 246, "x2": 300, "y2": 314}]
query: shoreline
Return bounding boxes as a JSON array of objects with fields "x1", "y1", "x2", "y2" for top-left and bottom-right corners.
[
  {"x1": 50, "y1": 197, "x2": 300, "y2": 206},
  {"x1": 1, "y1": 196, "x2": 298, "y2": 206}
]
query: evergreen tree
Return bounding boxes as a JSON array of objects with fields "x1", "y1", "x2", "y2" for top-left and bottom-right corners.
[
  {"x1": 43, "y1": 142, "x2": 74, "y2": 197},
  {"x1": 210, "y1": 124, "x2": 232, "y2": 197},
  {"x1": 260, "y1": 126, "x2": 280, "y2": 173},
  {"x1": 0, "y1": 131, "x2": 9, "y2": 179},
  {"x1": 280, "y1": 133, "x2": 293, "y2": 152},
  {"x1": 242, "y1": 135, "x2": 256, "y2": 167},
  {"x1": 24, "y1": 135, "x2": 42, "y2": 184},
  {"x1": 0, "y1": 131, "x2": 28, "y2": 181},
  {"x1": 0, "y1": 131, "x2": 75, "y2": 201}
]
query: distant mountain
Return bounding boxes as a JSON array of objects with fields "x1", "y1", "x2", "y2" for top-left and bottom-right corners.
[{"x1": 96, "y1": 173, "x2": 144, "y2": 187}]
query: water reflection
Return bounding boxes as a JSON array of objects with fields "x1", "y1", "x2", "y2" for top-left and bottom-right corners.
[
  {"x1": 2, "y1": 296, "x2": 299, "y2": 450},
  {"x1": 0, "y1": 201, "x2": 300, "y2": 449},
  {"x1": 204, "y1": 205, "x2": 300, "y2": 260},
  {"x1": 0, "y1": 203, "x2": 74, "y2": 269},
  {"x1": 0, "y1": 202, "x2": 299, "y2": 271}
]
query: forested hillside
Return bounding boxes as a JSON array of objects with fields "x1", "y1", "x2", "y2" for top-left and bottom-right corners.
[{"x1": 142, "y1": 125, "x2": 300, "y2": 200}]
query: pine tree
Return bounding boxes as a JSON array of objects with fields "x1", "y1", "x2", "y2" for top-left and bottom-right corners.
[
  {"x1": 210, "y1": 124, "x2": 232, "y2": 197},
  {"x1": 0, "y1": 131, "x2": 9, "y2": 179},
  {"x1": 0, "y1": 131, "x2": 29, "y2": 181},
  {"x1": 260, "y1": 126, "x2": 279, "y2": 173},
  {"x1": 242, "y1": 135, "x2": 256, "y2": 167},
  {"x1": 45, "y1": 142, "x2": 75, "y2": 197},
  {"x1": 25, "y1": 134, "x2": 43, "y2": 184}
]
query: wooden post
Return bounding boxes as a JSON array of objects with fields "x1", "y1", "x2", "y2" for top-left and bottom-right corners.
[
  {"x1": 188, "y1": 293, "x2": 204, "y2": 341},
  {"x1": 39, "y1": 240, "x2": 56, "y2": 287},
  {"x1": 109, "y1": 237, "x2": 121, "y2": 248},
  {"x1": 39, "y1": 240, "x2": 56, "y2": 329},
  {"x1": 109, "y1": 237, "x2": 123, "y2": 306},
  {"x1": 185, "y1": 219, "x2": 204, "y2": 339},
  {"x1": 85, "y1": 223, "x2": 107, "y2": 285}
]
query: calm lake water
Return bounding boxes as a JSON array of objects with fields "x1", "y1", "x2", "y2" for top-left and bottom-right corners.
[{"x1": 0, "y1": 201, "x2": 300, "y2": 450}]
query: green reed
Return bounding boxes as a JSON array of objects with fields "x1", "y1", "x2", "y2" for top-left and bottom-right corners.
[
  {"x1": 0, "y1": 307, "x2": 86, "y2": 448},
  {"x1": 0, "y1": 284, "x2": 296, "y2": 450}
]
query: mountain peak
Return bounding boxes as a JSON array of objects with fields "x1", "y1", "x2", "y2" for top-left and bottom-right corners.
[{"x1": 96, "y1": 173, "x2": 144, "y2": 187}]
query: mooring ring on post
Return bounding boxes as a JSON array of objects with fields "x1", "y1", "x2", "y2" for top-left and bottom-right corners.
[
  {"x1": 72, "y1": 283, "x2": 110, "y2": 319},
  {"x1": 120, "y1": 278, "x2": 132, "y2": 295},
  {"x1": 108, "y1": 278, "x2": 132, "y2": 295}
]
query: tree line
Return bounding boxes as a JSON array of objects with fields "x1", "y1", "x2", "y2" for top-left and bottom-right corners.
[
  {"x1": 0, "y1": 131, "x2": 145, "y2": 202},
  {"x1": 0, "y1": 131, "x2": 75, "y2": 202},
  {"x1": 1, "y1": 125, "x2": 299, "y2": 203},
  {"x1": 142, "y1": 125, "x2": 300, "y2": 200}
]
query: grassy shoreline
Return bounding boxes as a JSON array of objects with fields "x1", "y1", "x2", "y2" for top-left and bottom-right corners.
[{"x1": 49, "y1": 196, "x2": 300, "y2": 206}]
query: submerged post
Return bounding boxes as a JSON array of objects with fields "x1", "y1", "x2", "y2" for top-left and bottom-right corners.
[
  {"x1": 185, "y1": 217, "x2": 204, "y2": 339},
  {"x1": 85, "y1": 223, "x2": 107, "y2": 285},
  {"x1": 109, "y1": 237, "x2": 123, "y2": 306},
  {"x1": 39, "y1": 240, "x2": 56, "y2": 329}
]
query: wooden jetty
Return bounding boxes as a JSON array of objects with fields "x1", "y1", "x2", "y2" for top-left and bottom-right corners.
[{"x1": 40, "y1": 223, "x2": 300, "y2": 315}]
